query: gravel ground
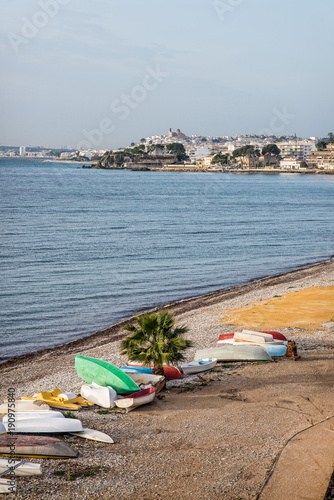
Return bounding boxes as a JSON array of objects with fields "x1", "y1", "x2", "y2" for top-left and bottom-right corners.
[{"x1": 1, "y1": 258, "x2": 334, "y2": 499}]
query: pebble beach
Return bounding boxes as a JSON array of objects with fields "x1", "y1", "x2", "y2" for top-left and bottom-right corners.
[{"x1": 1, "y1": 258, "x2": 334, "y2": 499}]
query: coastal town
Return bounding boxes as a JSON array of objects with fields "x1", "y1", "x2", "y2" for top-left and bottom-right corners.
[{"x1": 2, "y1": 130, "x2": 334, "y2": 173}]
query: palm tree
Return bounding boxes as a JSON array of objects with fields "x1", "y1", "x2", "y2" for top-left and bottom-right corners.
[{"x1": 120, "y1": 311, "x2": 192, "y2": 376}]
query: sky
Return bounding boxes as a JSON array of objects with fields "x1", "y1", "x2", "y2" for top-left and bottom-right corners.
[{"x1": 1, "y1": 0, "x2": 333, "y2": 149}]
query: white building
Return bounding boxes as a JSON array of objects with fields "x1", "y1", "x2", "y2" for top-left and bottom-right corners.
[
  {"x1": 19, "y1": 146, "x2": 26, "y2": 156},
  {"x1": 277, "y1": 141, "x2": 316, "y2": 159},
  {"x1": 280, "y1": 157, "x2": 305, "y2": 169}
]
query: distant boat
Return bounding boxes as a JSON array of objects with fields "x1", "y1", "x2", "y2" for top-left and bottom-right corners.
[
  {"x1": 126, "y1": 362, "x2": 182, "y2": 379},
  {"x1": 0, "y1": 435, "x2": 78, "y2": 459},
  {"x1": 0, "y1": 458, "x2": 42, "y2": 477},
  {"x1": 75, "y1": 355, "x2": 140, "y2": 395},
  {"x1": 180, "y1": 358, "x2": 217, "y2": 375},
  {"x1": 195, "y1": 344, "x2": 272, "y2": 362},
  {"x1": 115, "y1": 387, "x2": 156, "y2": 412}
]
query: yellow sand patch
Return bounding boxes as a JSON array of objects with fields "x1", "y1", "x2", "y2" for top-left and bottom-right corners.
[{"x1": 219, "y1": 286, "x2": 334, "y2": 330}]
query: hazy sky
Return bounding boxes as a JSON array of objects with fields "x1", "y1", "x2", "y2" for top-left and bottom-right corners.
[{"x1": 1, "y1": 0, "x2": 333, "y2": 149}]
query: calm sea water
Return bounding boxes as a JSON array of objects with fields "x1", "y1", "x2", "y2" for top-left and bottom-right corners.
[{"x1": 1, "y1": 159, "x2": 334, "y2": 361}]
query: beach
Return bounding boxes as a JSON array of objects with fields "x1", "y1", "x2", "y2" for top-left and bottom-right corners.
[{"x1": 1, "y1": 258, "x2": 334, "y2": 499}]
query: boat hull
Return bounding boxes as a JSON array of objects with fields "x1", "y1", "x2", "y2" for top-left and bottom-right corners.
[
  {"x1": 127, "y1": 362, "x2": 182, "y2": 380},
  {"x1": 194, "y1": 345, "x2": 272, "y2": 362},
  {"x1": 124, "y1": 372, "x2": 165, "y2": 393},
  {"x1": 115, "y1": 387, "x2": 156, "y2": 412},
  {"x1": 0, "y1": 435, "x2": 78, "y2": 459},
  {"x1": 0, "y1": 400, "x2": 50, "y2": 414},
  {"x1": 3, "y1": 412, "x2": 83, "y2": 434},
  {"x1": 75, "y1": 355, "x2": 140, "y2": 395},
  {"x1": 0, "y1": 459, "x2": 42, "y2": 476}
]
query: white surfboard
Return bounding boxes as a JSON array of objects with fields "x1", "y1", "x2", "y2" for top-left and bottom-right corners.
[{"x1": 70, "y1": 428, "x2": 114, "y2": 443}]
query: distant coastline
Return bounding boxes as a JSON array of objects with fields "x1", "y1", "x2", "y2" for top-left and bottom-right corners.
[{"x1": 82, "y1": 164, "x2": 334, "y2": 175}]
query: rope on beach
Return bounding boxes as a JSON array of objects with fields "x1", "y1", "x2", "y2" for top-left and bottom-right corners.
[{"x1": 256, "y1": 415, "x2": 334, "y2": 499}]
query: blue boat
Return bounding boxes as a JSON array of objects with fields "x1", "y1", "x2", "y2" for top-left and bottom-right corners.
[
  {"x1": 261, "y1": 344, "x2": 287, "y2": 357},
  {"x1": 120, "y1": 366, "x2": 153, "y2": 374}
]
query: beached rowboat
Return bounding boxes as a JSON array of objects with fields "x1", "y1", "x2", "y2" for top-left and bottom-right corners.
[
  {"x1": 194, "y1": 344, "x2": 272, "y2": 362},
  {"x1": 0, "y1": 435, "x2": 78, "y2": 459},
  {"x1": 180, "y1": 358, "x2": 217, "y2": 375},
  {"x1": 75, "y1": 355, "x2": 140, "y2": 395},
  {"x1": 115, "y1": 387, "x2": 156, "y2": 412},
  {"x1": 2, "y1": 411, "x2": 83, "y2": 434},
  {"x1": 227, "y1": 341, "x2": 287, "y2": 357}
]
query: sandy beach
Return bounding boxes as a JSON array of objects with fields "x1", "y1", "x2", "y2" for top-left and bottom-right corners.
[{"x1": 1, "y1": 258, "x2": 334, "y2": 499}]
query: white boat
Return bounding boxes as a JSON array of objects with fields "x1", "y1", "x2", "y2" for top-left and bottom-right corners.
[
  {"x1": 0, "y1": 478, "x2": 16, "y2": 494},
  {"x1": 234, "y1": 330, "x2": 274, "y2": 343},
  {"x1": 80, "y1": 382, "x2": 117, "y2": 408},
  {"x1": 180, "y1": 358, "x2": 217, "y2": 375},
  {"x1": 194, "y1": 344, "x2": 272, "y2": 362},
  {"x1": 0, "y1": 423, "x2": 6, "y2": 435},
  {"x1": 125, "y1": 372, "x2": 165, "y2": 392},
  {"x1": 115, "y1": 387, "x2": 156, "y2": 412},
  {"x1": 2, "y1": 412, "x2": 83, "y2": 434},
  {"x1": 3, "y1": 410, "x2": 64, "y2": 420},
  {"x1": 0, "y1": 400, "x2": 50, "y2": 414},
  {"x1": 0, "y1": 459, "x2": 42, "y2": 477},
  {"x1": 70, "y1": 429, "x2": 114, "y2": 444}
]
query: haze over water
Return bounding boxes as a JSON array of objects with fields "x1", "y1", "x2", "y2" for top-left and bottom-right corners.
[{"x1": 1, "y1": 159, "x2": 334, "y2": 361}]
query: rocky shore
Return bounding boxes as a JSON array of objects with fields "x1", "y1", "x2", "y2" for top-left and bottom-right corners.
[{"x1": 1, "y1": 258, "x2": 334, "y2": 499}]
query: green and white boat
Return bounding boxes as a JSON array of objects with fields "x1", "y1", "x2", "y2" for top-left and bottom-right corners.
[{"x1": 75, "y1": 355, "x2": 140, "y2": 395}]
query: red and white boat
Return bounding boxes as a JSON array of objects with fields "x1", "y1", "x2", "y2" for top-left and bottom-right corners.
[
  {"x1": 115, "y1": 387, "x2": 156, "y2": 412},
  {"x1": 218, "y1": 330, "x2": 287, "y2": 345}
]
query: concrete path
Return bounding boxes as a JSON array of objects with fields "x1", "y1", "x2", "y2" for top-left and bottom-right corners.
[{"x1": 259, "y1": 418, "x2": 334, "y2": 500}]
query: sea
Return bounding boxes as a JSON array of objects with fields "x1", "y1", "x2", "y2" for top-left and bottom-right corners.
[{"x1": 1, "y1": 159, "x2": 334, "y2": 362}]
